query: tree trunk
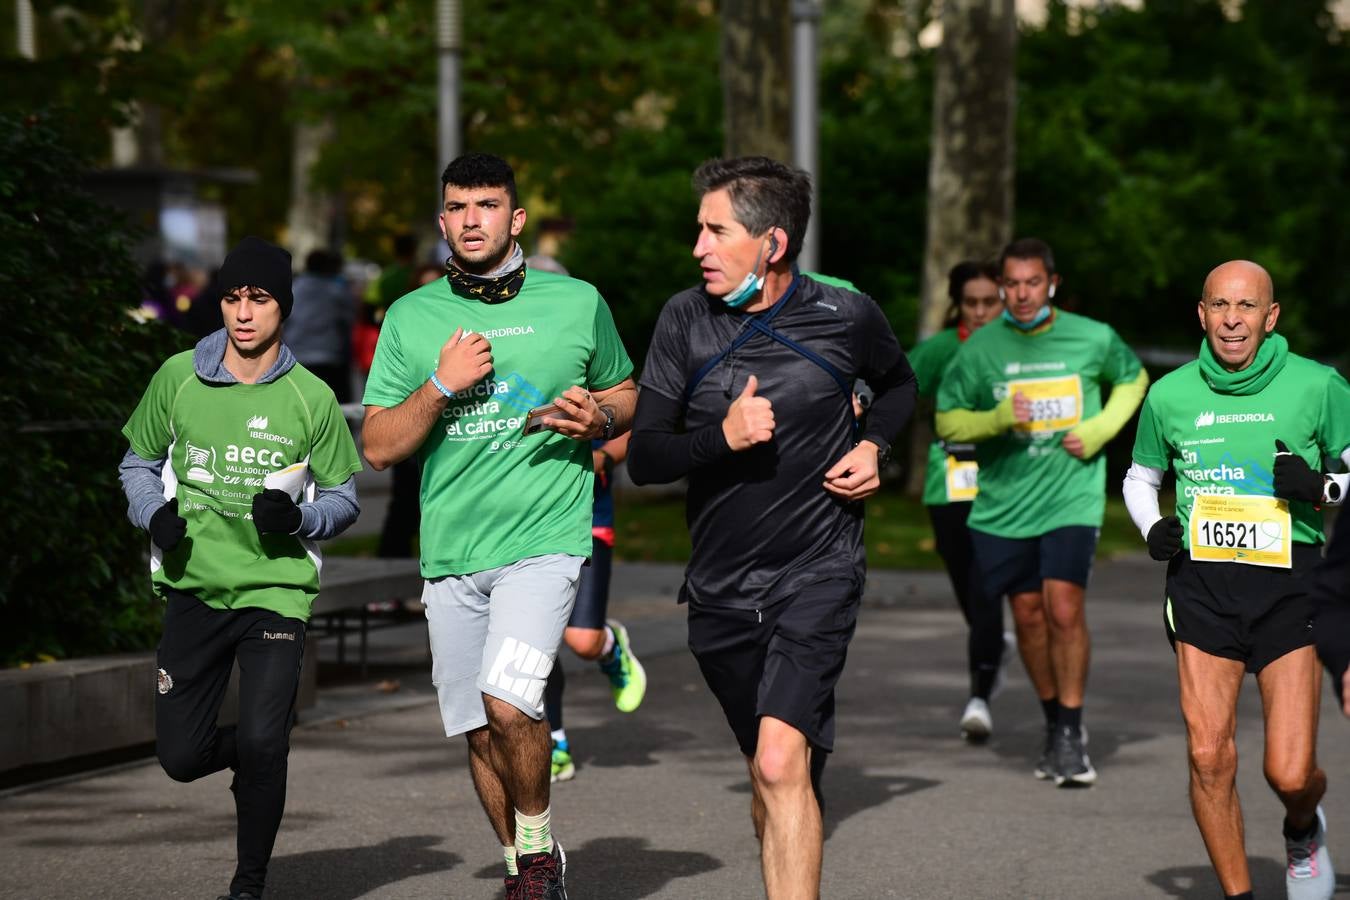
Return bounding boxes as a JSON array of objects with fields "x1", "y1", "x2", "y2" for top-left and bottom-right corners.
[
  {"x1": 919, "y1": 0, "x2": 1017, "y2": 340},
  {"x1": 720, "y1": 0, "x2": 793, "y2": 160},
  {"x1": 909, "y1": 0, "x2": 1017, "y2": 494},
  {"x1": 110, "y1": 0, "x2": 177, "y2": 167},
  {"x1": 285, "y1": 116, "x2": 338, "y2": 261}
]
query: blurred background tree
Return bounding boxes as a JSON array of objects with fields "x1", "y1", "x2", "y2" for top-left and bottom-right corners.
[
  {"x1": 3, "y1": 0, "x2": 1349, "y2": 661},
  {"x1": 0, "y1": 110, "x2": 185, "y2": 666},
  {"x1": 5, "y1": 0, "x2": 1348, "y2": 364}
]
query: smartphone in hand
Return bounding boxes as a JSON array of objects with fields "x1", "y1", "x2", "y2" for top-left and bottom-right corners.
[{"x1": 524, "y1": 403, "x2": 576, "y2": 435}]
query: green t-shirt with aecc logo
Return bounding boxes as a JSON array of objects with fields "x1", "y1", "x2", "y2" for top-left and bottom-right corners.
[
  {"x1": 1132, "y1": 351, "x2": 1350, "y2": 548},
  {"x1": 122, "y1": 353, "x2": 363, "y2": 621},
  {"x1": 909, "y1": 327, "x2": 980, "y2": 507},
  {"x1": 363, "y1": 269, "x2": 633, "y2": 578},
  {"x1": 936, "y1": 309, "x2": 1143, "y2": 538}
]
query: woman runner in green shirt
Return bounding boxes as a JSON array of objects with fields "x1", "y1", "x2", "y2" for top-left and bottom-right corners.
[{"x1": 907, "y1": 261, "x2": 1006, "y2": 741}]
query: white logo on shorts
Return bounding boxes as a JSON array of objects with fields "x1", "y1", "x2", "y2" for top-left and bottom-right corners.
[
  {"x1": 486, "y1": 637, "x2": 553, "y2": 710},
  {"x1": 157, "y1": 668, "x2": 173, "y2": 694}
]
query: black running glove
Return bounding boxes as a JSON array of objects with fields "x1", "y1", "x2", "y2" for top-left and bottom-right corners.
[
  {"x1": 148, "y1": 498, "x2": 187, "y2": 551},
  {"x1": 1146, "y1": 515, "x2": 1183, "y2": 561},
  {"x1": 1273, "y1": 439, "x2": 1325, "y2": 504},
  {"x1": 251, "y1": 489, "x2": 303, "y2": 536}
]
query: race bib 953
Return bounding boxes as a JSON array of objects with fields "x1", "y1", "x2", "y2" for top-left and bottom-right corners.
[{"x1": 1009, "y1": 374, "x2": 1082, "y2": 433}]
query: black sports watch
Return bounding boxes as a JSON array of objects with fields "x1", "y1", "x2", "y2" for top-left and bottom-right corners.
[
  {"x1": 866, "y1": 435, "x2": 891, "y2": 467},
  {"x1": 599, "y1": 405, "x2": 616, "y2": 441}
]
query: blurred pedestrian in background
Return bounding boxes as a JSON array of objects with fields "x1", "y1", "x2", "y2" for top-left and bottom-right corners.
[{"x1": 288, "y1": 248, "x2": 354, "y2": 403}]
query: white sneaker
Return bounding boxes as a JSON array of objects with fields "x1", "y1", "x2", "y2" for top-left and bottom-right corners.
[
  {"x1": 960, "y1": 697, "x2": 992, "y2": 743},
  {"x1": 1286, "y1": 805, "x2": 1334, "y2": 900}
]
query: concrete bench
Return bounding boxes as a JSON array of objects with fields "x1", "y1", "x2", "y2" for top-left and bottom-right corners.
[
  {"x1": 0, "y1": 558, "x2": 422, "y2": 777},
  {"x1": 308, "y1": 557, "x2": 425, "y2": 676}
]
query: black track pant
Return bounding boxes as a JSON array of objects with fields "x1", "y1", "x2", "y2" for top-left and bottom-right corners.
[
  {"x1": 378, "y1": 457, "x2": 422, "y2": 558},
  {"x1": 155, "y1": 590, "x2": 306, "y2": 898},
  {"x1": 927, "y1": 502, "x2": 1005, "y2": 699}
]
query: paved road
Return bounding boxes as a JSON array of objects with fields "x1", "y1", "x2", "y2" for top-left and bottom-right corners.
[{"x1": 4, "y1": 556, "x2": 1350, "y2": 899}]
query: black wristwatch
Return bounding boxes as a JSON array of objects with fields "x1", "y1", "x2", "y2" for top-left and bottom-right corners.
[
  {"x1": 599, "y1": 405, "x2": 616, "y2": 441},
  {"x1": 867, "y1": 436, "x2": 891, "y2": 467}
]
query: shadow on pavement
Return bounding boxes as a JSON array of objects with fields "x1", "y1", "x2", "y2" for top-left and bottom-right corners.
[
  {"x1": 566, "y1": 719, "x2": 698, "y2": 771},
  {"x1": 1145, "y1": 858, "x2": 1298, "y2": 899},
  {"x1": 820, "y1": 766, "x2": 941, "y2": 839},
  {"x1": 472, "y1": 836, "x2": 720, "y2": 899},
  {"x1": 989, "y1": 725, "x2": 1158, "y2": 776},
  {"x1": 723, "y1": 766, "x2": 941, "y2": 840},
  {"x1": 23, "y1": 810, "x2": 328, "y2": 847},
  {"x1": 267, "y1": 835, "x2": 461, "y2": 899}
]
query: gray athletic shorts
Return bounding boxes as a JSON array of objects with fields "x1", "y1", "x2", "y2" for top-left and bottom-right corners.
[{"x1": 422, "y1": 553, "x2": 584, "y2": 736}]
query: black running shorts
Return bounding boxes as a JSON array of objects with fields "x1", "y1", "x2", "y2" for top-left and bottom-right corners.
[
  {"x1": 1164, "y1": 544, "x2": 1320, "y2": 674},
  {"x1": 566, "y1": 537, "x2": 612, "y2": 631},
  {"x1": 687, "y1": 578, "x2": 861, "y2": 757},
  {"x1": 969, "y1": 525, "x2": 1100, "y2": 597}
]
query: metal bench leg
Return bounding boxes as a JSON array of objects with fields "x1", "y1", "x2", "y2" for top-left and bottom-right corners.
[
  {"x1": 337, "y1": 613, "x2": 347, "y2": 667},
  {"x1": 360, "y1": 606, "x2": 370, "y2": 679}
]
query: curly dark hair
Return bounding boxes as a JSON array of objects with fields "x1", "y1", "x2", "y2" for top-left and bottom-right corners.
[{"x1": 441, "y1": 152, "x2": 519, "y2": 209}]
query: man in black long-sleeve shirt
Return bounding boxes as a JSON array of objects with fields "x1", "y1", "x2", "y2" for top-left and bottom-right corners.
[{"x1": 628, "y1": 157, "x2": 916, "y2": 900}]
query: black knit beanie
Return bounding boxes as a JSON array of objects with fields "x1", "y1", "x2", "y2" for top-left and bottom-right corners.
[{"x1": 216, "y1": 236, "x2": 295, "y2": 318}]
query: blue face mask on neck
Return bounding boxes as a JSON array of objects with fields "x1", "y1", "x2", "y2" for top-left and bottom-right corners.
[
  {"x1": 1002, "y1": 304, "x2": 1052, "y2": 331},
  {"x1": 721, "y1": 238, "x2": 773, "y2": 309}
]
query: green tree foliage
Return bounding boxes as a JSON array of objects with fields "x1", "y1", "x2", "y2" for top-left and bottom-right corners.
[
  {"x1": 1014, "y1": 0, "x2": 1350, "y2": 362},
  {"x1": 0, "y1": 111, "x2": 185, "y2": 665},
  {"x1": 2, "y1": 1, "x2": 723, "y2": 366}
]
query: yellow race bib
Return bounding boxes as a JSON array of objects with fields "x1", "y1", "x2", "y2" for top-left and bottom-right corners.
[
  {"x1": 944, "y1": 455, "x2": 979, "y2": 502},
  {"x1": 1009, "y1": 374, "x2": 1083, "y2": 432},
  {"x1": 1188, "y1": 494, "x2": 1292, "y2": 569}
]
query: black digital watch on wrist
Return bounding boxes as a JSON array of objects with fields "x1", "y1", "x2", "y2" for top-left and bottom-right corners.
[{"x1": 867, "y1": 436, "x2": 891, "y2": 468}]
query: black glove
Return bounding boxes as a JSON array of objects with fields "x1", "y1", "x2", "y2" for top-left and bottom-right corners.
[
  {"x1": 1146, "y1": 515, "x2": 1183, "y2": 561},
  {"x1": 148, "y1": 498, "x2": 187, "y2": 551},
  {"x1": 251, "y1": 489, "x2": 302, "y2": 536},
  {"x1": 1273, "y1": 439, "x2": 1324, "y2": 503}
]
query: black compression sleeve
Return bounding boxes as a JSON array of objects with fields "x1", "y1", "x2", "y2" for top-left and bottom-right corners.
[
  {"x1": 861, "y1": 369, "x2": 917, "y2": 451},
  {"x1": 628, "y1": 389, "x2": 735, "y2": 485}
]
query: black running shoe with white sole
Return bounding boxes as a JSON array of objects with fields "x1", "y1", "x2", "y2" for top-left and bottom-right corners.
[
  {"x1": 1033, "y1": 723, "x2": 1058, "y2": 781},
  {"x1": 1052, "y1": 725, "x2": 1097, "y2": 787}
]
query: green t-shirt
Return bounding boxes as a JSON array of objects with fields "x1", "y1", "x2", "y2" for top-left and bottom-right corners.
[
  {"x1": 937, "y1": 310, "x2": 1143, "y2": 537},
  {"x1": 803, "y1": 271, "x2": 859, "y2": 292},
  {"x1": 910, "y1": 327, "x2": 979, "y2": 506},
  {"x1": 123, "y1": 353, "x2": 363, "y2": 621},
  {"x1": 363, "y1": 270, "x2": 633, "y2": 577},
  {"x1": 1132, "y1": 352, "x2": 1350, "y2": 547}
]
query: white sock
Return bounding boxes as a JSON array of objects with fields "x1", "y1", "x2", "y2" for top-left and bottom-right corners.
[
  {"x1": 503, "y1": 844, "x2": 517, "y2": 876},
  {"x1": 515, "y1": 806, "x2": 553, "y2": 855},
  {"x1": 600, "y1": 625, "x2": 616, "y2": 659},
  {"x1": 551, "y1": 728, "x2": 567, "y2": 745}
]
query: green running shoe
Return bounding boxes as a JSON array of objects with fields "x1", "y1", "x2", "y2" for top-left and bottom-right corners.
[
  {"x1": 598, "y1": 619, "x2": 647, "y2": 713},
  {"x1": 550, "y1": 739, "x2": 575, "y2": 783}
]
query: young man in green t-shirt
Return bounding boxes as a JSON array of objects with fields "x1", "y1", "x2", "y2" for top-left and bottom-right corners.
[
  {"x1": 361, "y1": 153, "x2": 637, "y2": 899},
  {"x1": 1124, "y1": 260, "x2": 1350, "y2": 900},
  {"x1": 936, "y1": 238, "x2": 1149, "y2": 787},
  {"x1": 120, "y1": 237, "x2": 363, "y2": 900}
]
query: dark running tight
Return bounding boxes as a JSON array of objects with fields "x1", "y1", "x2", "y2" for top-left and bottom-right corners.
[{"x1": 927, "y1": 502, "x2": 1005, "y2": 699}]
